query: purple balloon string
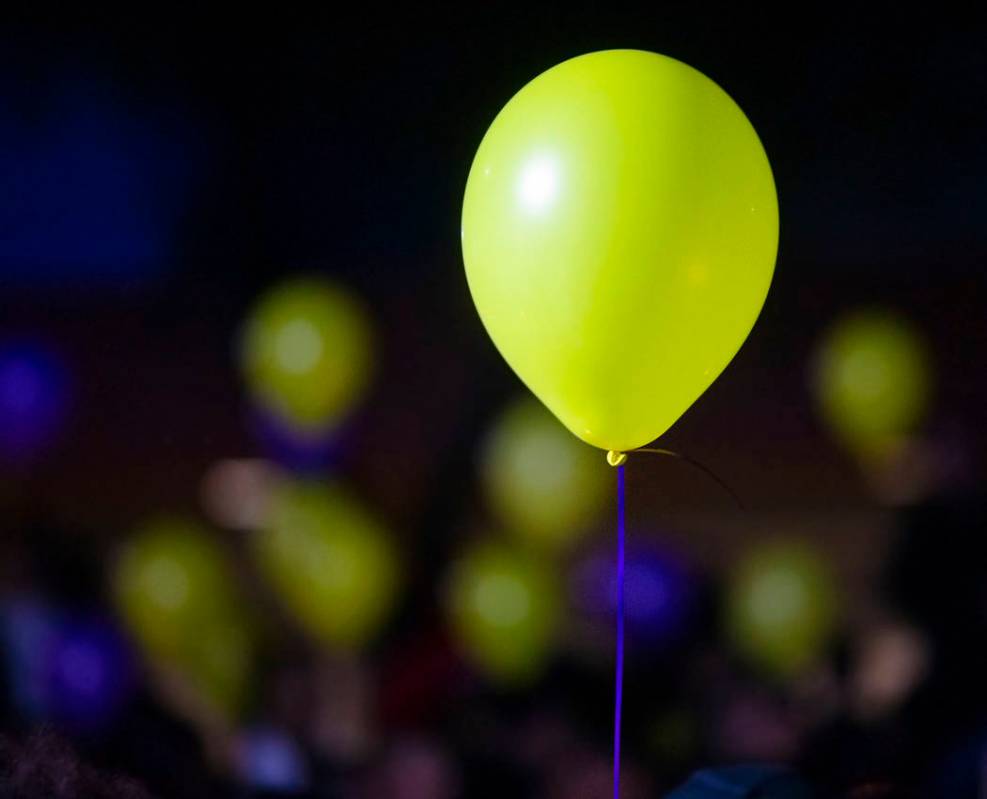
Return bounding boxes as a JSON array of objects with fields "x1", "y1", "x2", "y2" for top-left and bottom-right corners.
[{"x1": 613, "y1": 463, "x2": 626, "y2": 799}]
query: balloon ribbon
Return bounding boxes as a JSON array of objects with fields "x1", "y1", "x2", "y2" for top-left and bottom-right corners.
[
  {"x1": 608, "y1": 446, "x2": 739, "y2": 799},
  {"x1": 613, "y1": 462, "x2": 626, "y2": 799}
]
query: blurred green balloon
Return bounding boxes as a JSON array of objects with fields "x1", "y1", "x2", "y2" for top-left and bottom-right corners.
[
  {"x1": 253, "y1": 481, "x2": 399, "y2": 650},
  {"x1": 445, "y1": 540, "x2": 562, "y2": 684},
  {"x1": 481, "y1": 397, "x2": 610, "y2": 551},
  {"x1": 113, "y1": 516, "x2": 254, "y2": 717},
  {"x1": 180, "y1": 618, "x2": 254, "y2": 719},
  {"x1": 239, "y1": 277, "x2": 373, "y2": 431},
  {"x1": 725, "y1": 539, "x2": 838, "y2": 678},
  {"x1": 813, "y1": 310, "x2": 932, "y2": 457}
]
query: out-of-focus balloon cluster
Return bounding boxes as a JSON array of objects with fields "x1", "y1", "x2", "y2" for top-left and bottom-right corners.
[{"x1": 4, "y1": 288, "x2": 980, "y2": 797}]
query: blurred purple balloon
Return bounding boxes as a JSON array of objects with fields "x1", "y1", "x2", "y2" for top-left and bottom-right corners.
[
  {"x1": 236, "y1": 727, "x2": 309, "y2": 792},
  {"x1": 43, "y1": 615, "x2": 135, "y2": 731},
  {"x1": 246, "y1": 403, "x2": 352, "y2": 474},
  {"x1": 1, "y1": 601, "x2": 133, "y2": 730},
  {"x1": 573, "y1": 539, "x2": 695, "y2": 648},
  {"x1": 0, "y1": 597, "x2": 57, "y2": 718},
  {"x1": 0, "y1": 340, "x2": 70, "y2": 463}
]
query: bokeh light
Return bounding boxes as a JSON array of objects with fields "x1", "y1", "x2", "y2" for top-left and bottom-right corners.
[
  {"x1": 238, "y1": 277, "x2": 373, "y2": 434},
  {"x1": 572, "y1": 538, "x2": 696, "y2": 650},
  {"x1": 813, "y1": 309, "x2": 933, "y2": 458},
  {"x1": 200, "y1": 458, "x2": 285, "y2": 531},
  {"x1": 253, "y1": 481, "x2": 399, "y2": 650},
  {"x1": 235, "y1": 727, "x2": 310, "y2": 792},
  {"x1": 247, "y1": 403, "x2": 352, "y2": 474},
  {"x1": 0, "y1": 70, "x2": 206, "y2": 286},
  {"x1": 44, "y1": 615, "x2": 134, "y2": 732},
  {"x1": 0, "y1": 340, "x2": 69, "y2": 463},
  {"x1": 0, "y1": 598, "x2": 57, "y2": 720},
  {"x1": 112, "y1": 516, "x2": 255, "y2": 718},
  {"x1": 725, "y1": 539, "x2": 839, "y2": 678},
  {"x1": 480, "y1": 396, "x2": 609, "y2": 552},
  {"x1": 367, "y1": 737, "x2": 461, "y2": 799},
  {"x1": 0, "y1": 601, "x2": 134, "y2": 732},
  {"x1": 848, "y1": 619, "x2": 929, "y2": 721},
  {"x1": 445, "y1": 539, "x2": 562, "y2": 684}
]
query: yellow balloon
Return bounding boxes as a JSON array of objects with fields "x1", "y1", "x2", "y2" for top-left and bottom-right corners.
[
  {"x1": 239, "y1": 277, "x2": 373, "y2": 431},
  {"x1": 725, "y1": 539, "x2": 838, "y2": 677},
  {"x1": 112, "y1": 517, "x2": 254, "y2": 717},
  {"x1": 813, "y1": 309, "x2": 932, "y2": 457},
  {"x1": 481, "y1": 396, "x2": 610, "y2": 551},
  {"x1": 462, "y1": 50, "x2": 778, "y2": 452},
  {"x1": 253, "y1": 481, "x2": 399, "y2": 650},
  {"x1": 180, "y1": 618, "x2": 254, "y2": 718},
  {"x1": 445, "y1": 540, "x2": 562, "y2": 684}
]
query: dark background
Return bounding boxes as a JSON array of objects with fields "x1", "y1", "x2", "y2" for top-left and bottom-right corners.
[{"x1": 0, "y1": 7, "x2": 985, "y2": 798}]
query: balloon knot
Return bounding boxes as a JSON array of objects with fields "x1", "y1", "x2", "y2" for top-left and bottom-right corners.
[{"x1": 607, "y1": 451, "x2": 628, "y2": 467}]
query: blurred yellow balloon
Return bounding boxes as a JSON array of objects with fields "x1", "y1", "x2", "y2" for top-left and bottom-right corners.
[
  {"x1": 481, "y1": 396, "x2": 610, "y2": 551},
  {"x1": 462, "y1": 50, "x2": 778, "y2": 452},
  {"x1": 113, "y1": 516, "x2": 254, "y2": 717},
  {"x1": 445, "y1": 540, "x2": 562, "y2": 684},
  {"x1": 253, "y1": 481, "x2": 399, "y2": 650},
  {"x1": 813, "y1": 309, "x2": 932, "y2": 458},
  {"x1": 725, "y1": 539, "x2": 838, "y2": 678},
  {"x1": 179, "y1": 618, "x2": 254, "y2": 719},
  {"x1": 239, "y1": 277, "x2": 373, "y2": 431}
]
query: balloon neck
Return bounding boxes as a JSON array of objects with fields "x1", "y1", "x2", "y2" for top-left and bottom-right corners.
[{"x1": 606, "y1": 451, "x2": 628, "y2": 467}]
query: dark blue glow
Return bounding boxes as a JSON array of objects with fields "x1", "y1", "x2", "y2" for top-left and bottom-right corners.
[
  {"x1": 43, "y1": 615, "x2": 135, "y2": 731},
  {"x1": 0, "y1": 340, "x2": 70, "y2": 462},
  {"x1": 0, "y1": 597, "x2": 57, "y2": 719},
  {"x1": 0, "y1": 72, "x2": 206, "y2": 286}
]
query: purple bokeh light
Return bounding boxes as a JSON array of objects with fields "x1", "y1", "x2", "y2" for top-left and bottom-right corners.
[
  {"x1": 573, "y1": 538, "x2": 696, "y2": 649},
  {"x1": 0, "y1": 597, "x2": 58, "y2": 719},
  {"x1": 236, "y1": 727, "x2": 310, "y2": 792},
  {"x1": 246, "y1": 402, "x2": 354, "y2": 474},
  {"x1": 0, "y1": 340, "x2": 70, "y2": 463},
  {"x1": 44, "y1": 615, "x2": 136, "y2": 732}
]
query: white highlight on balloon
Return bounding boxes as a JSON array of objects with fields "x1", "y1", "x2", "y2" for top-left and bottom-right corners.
[
  {"x1": 276, "y1": 319, "x2": 323, "y2": 374},
  {"x1": 747, "y1": 571, "x2": 805, "y2": 626},
  {"x1": 475, "y1": 573, "x2": 530, "y2": 627},
  {"x1": 517, "y1": 156, "x2": 559, "y2": 213}
]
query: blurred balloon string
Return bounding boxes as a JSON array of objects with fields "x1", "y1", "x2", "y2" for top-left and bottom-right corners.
[
  {"x1": 632, "y1": 447, "x2": 746, "y2": 511},
  {"x1": 613, "y1": 463, "x2": 625, "y2": 799}
]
